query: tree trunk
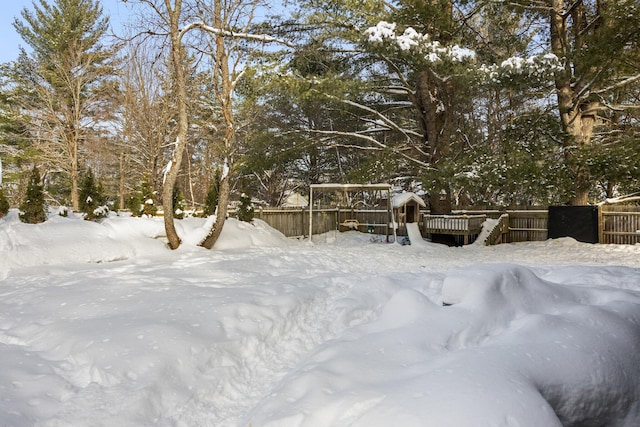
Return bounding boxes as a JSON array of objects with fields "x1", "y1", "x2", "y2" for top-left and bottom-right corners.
[
  {"x1": 163, "y1": 0, "x2": 189, "y2": 249},
  {"x1": 70, "y1": 158, "x2": 80, "y2": 211},
  {"x1": 428, "y1": 191, "x2": 452, "y2": 215},
  {"x1": 199, "y1": 170, "x2": 230, "y2": 249},
  {"x1": 199, "y1": 0, "x2": 234, "y2": 249},
  {"x1": 413, "y1": 69, "x2": 454, "y2": 214},
  {"x1": 550, "y1": 0, "x2": 599, "y2": 205},
  {"x1": 119, "y1": 151, "x2": 126, "y2": 210}
]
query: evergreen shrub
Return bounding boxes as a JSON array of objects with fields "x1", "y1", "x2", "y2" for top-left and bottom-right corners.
[{"x1": 19, "y1": 166, "x2": 47, "y2": 224}]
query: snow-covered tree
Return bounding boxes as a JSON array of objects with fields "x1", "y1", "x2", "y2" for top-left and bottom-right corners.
[
  {"x1": 236, "y1": 193, "x2": 254, "y2": 223},
  {"x1": 79, "y1": 168, "x2": 108, "y2": 221}
]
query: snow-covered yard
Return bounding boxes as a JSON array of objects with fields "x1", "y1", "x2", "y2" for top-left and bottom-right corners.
[{"x1": 1, "y1": 211, "x2": 639, "y2": 426}]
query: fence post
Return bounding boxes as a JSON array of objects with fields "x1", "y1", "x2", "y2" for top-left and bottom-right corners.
[
  {"x1": 308, "y1": 190, "x2": 314, "y2": 241},
  {"x1": 598, "y1": 206, "x2": 603, "y2": 243}
]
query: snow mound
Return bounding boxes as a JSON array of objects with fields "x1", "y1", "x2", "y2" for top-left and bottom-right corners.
[
  {"x1": 249, "y1": 263, "x2": 640, "y2": 426},
  {"x1": 0, "y1": 212, "x2": 292, "y2": 279},
  {"x1": 211, "y1": 218, "x2": 294, "y2": 250},
  {"x1": 0, "y1": 211, "x2": 167, "y2": 278}
]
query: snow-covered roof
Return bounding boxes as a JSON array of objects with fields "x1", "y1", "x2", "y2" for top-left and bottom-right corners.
[
  {"x1": 392, "y1": 192, "x2": 426, "y2": 208},
  {"x1": 281, "y1": 192, "x2": 308, "y2": 208}
]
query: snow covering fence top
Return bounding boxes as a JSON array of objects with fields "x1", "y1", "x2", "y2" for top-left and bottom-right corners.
[{"x1": 423, "y1": 214, "x2": 486, "y2": 233}]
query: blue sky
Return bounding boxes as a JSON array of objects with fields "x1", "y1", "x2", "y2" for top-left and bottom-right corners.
[{"x1": 0, "y1": 0, "x2": 129, "y2": 64}]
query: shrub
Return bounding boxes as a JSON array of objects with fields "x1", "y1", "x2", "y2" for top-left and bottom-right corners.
[
  {"x1": 139, "y1": 180, "x2": 157, "y2": 217},
  {"x1": 202, "y1": 171, "x2": 220, "y2": 217},
  {"x1": 127, "y1": 192, "x2": 142, "y2": 217},
  {"x1": 236, "y1": 193, "x2": 254, "y2": 223},
  {"x1": 173, "y1": 186, "x2": 186, "y2": 219},
  {"x1": 79, "y1": 168, "x2": 108, "y2": 221},
  {"x1": 19, "y1": 166, "x2": 47, "y2": 224},
  {"x1": 0, "y1": 187, "x2": 9, "y2": 217}
]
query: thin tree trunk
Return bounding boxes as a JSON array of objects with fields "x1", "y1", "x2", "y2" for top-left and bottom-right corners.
[
  {"x1": 200, "y1": 168, "x2": 230, "y2": 249},
  {"x1": 163, "y1": 0, "x2": 189, "y2": 249},
  {"x1": 199, "y1": 0, "x2": 234, "y2": 249}
]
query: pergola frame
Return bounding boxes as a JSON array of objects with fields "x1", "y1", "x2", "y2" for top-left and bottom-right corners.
[{"x1": 308, "y1": 183, "x2": 396, "y2": 242}]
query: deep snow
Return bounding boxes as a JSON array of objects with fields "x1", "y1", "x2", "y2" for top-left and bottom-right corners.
[{"x1": 1, "y1": 210, "x2": 639, "y2": 426}]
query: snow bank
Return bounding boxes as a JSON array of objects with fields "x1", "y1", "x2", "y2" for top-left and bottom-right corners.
[
  {"x1": 250, "y1": 264, "x2": 640, "y2": 426},
  {"x1": 210, "y1": 218, "x2": 293, "y2": 250},
  {"x1": 0, "y1": 212, "x2": 290, "y2": 279},
  {"x1": 0, "y1": 211, "x2": 167, "y2": 279}
]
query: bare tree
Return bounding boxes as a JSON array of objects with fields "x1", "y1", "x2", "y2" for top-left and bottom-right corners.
[
  {"x1": 119, "y1": 42, "x2": 175, "y2": 210},
  {"x1": 132, "y1": 0, "x2": 291, "y2": 249}
]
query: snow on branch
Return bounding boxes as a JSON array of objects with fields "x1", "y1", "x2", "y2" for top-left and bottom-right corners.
[
  {"x1": 598, "y1": 192, "x2": 640, "y2": 206},
  {"x1": 162, "y1": 136, "x2": 180, "y2": 184},
  {"x1": 594, "y1": 73, "x2": 640, "y2": 95},
  {"x1": 309, "y1": 129, "x2": 431, "y2": 169},
  {"x1": 479, "y1": 53, "x2": 563, "y2": 84},
  {"x1": 180, "y1": 22, "x2": 294, "y2": 47},
  {"x1": 365, "y1": 21, "x2": 563, "y2": 83},
  {"x1": 365, "y1": 21, "x2": 475, "y2": 63},
  {"x1": 318, "y1": 92, "x2": 420, "y2": 144}
]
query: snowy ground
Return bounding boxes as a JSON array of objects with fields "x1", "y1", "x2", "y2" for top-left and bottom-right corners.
[{"x1": 1, "y1": 210, "x2": 639, "y2": 426}]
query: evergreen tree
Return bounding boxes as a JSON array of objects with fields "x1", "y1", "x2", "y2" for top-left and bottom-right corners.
[
  {"x1": 236, "y1": 193, "x2": 254, "y2": 223},
  {"x1": 202, "y1": 170, "x2": 220, "y2": 217},
  {"x1": 126, "y1": 191, "x2": 142, "y2": 217},
  {"x1": 139, "y1": 179, "x2": 157, "y2": 217},
  {"x1": 19, "y1": 165, "x2": 47, "y2": 224},
  {"x1": 172, "y1": 186, "x2": 186, "y2": 219},
  {"x1": 0, "y1": 187, "x2": 9, "y2": 217},
  {"x1": 12, "y1": 0, "x2": 116, "y2": 211},
  {"x1": 79, "y1": 168, "x2": 108, "y2": 220}
]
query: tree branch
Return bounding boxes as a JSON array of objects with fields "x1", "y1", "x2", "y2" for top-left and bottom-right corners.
[{"x1": 179, "y1": 22, "x2": 295, "y2": 47}]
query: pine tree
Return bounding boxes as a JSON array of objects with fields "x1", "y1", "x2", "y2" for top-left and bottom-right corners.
[
  {"x1": 173, "y1": 186, "x2": 186, "y2": 219},
  {"x1": 139, "y1": 180, "x2": 157, "y2": 217},
  {"x1": 236, "y1": 193, "x2": 254, "y2": 223},
  {"x1": 0, "y1": 187, "x2": 9, "y2": 217},
  {"x1": 79, "y1": 168, "x2": 108, "y2": 220},
  {"x1": 12, "y1": 0, "x2": 115, "y2": 211},
  {"x1": 126, "y1": 192, "x2": 142, "y2": 217},
  {"x1": 19, "y1": 165, "x2": 47, "y2": 224},
  {"x1": 202, "y1": 170, "x2": 220, "y2": 217}
]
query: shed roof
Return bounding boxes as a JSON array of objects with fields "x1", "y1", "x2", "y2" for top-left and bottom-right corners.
[{"x1": 392, "y1": 192, "x2": 426, "y2": 209}]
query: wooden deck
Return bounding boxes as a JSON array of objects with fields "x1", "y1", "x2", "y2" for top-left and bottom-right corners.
[{"x1": 423, "y1": 214, "x2": 486, "y2": 245}]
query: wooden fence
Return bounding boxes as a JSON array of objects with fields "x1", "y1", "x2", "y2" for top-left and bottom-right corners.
[
  {"x1": 254, "y1": 208, "x2": 391, "y2": 238},
  {"x1": 507, "y1": 210, "x2": 549, "y2": 243},
  {"x1": 253, "y1": 208, "x2": 336, "y2": 238},
  {"x1": 254, "y1": 206, "x2": 640, "y2": 245},
  {"x1": 600, "y1": 205, "x2": 640, "y2": 245}
]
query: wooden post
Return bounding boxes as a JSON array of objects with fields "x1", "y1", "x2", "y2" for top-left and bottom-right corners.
[
  {"x1": 308, "y1": 188, "x2": 313, "y2": 241},
  {"x1": 597, "y1": 205, "x2": 603, "y2": 243}
]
